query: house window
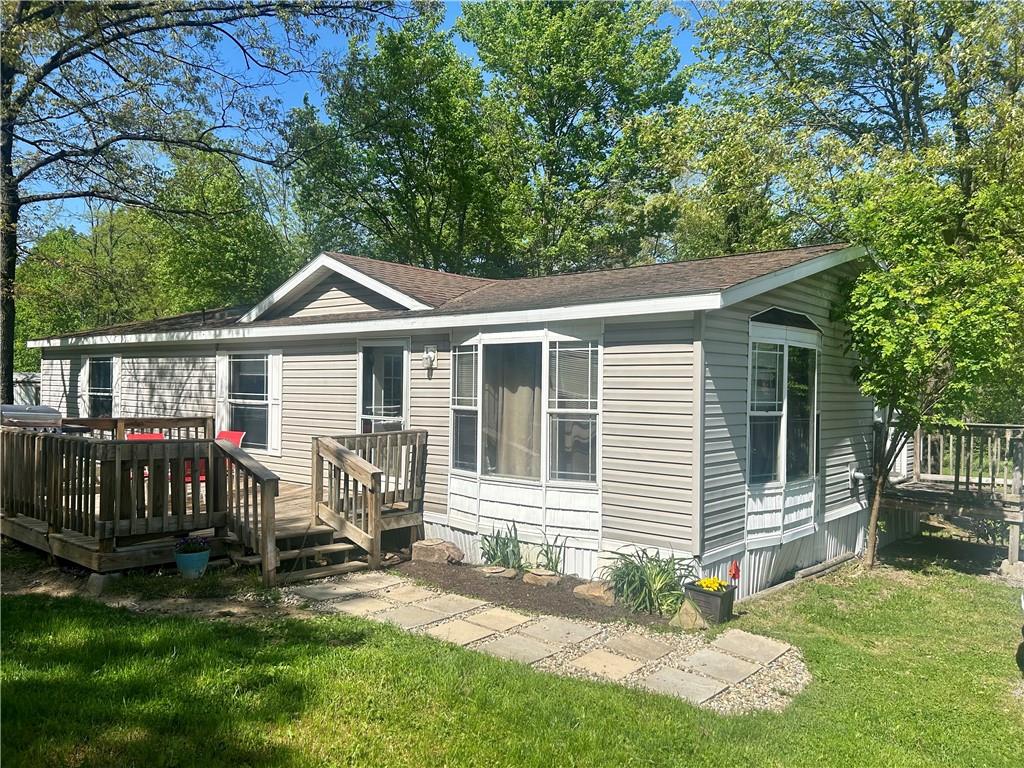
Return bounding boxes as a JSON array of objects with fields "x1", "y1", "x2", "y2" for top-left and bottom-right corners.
[
  {"x1": 483, "y1": 342, "x2": 542, "y2": 479},
  {"x1": 228, "y1": 355, "x2": 269, "y2": 450},
  {"x1": 747, "y1": 341, "x2": 817, "y2": 485},
  {"x1": 451, "y1": 346, "x2": 478, "y2": 471},
  {"x1": 360, "y1": 345, "x2": 406, "y2": 433},
  {"x1": 548, "y1": 342, "x2": 598, "y2": 483},
  {"x1": 87, "y1": 357, "x2": 114, "y2": 417}
]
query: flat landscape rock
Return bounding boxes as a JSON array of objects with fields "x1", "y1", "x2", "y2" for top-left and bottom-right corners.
[
  {"x1": 423, "y1": 619, "x2": 494, "y2": 646},
  {"x1": 604, "y1": 632, "x2": 673, "y2": 661},
  {"x1": 681, "y1": 648, "x2": 761, "y2": 684},
  {"x1": 479, "y1": 633, "x2": 559, "y2": 664},
  {"x1": 570, "y1": 649, "x2": 644, "y2": 681},
  {"x1": 572, "y1": 580, "x2": 615, "y2": 606},
  {"x1": 340, "y1": 573, "x2": 404, "y2": 592},
  {"x1": 712, "y1": 629, "x2": 791, "y2": 665},
  {"x1": 466, "y1": 606, "x2": 532, "y2": 632},
  {"x1": 292, "y1": 582, "x2": 359, "y2": 602},
  {"x1": 383, "y1": 584, "x2": 436, "y2": 604},
  {"x1": 412, "y1": 539, "x2": 465, "y2": 565},
  {"x1": 639, "y1": 667, "x2": 727, "y2": 704},
  {"x1": 519, "y1": 616, "x2": 601, "y2": 645},
  {"x1": 376, "y1": 605, "x2": 446, "y2": 629},
  {"x1": 523, "y1": 568, "x2": 561, "y2": 587},
  {"x1": 418, "y1": 593, "x2": 488, "y2": 617},
  {"x1": 329, "y1": 596, "x2": 391, "y2": 616},
  {"x1": 478, "y1": 566, "x2": 517, "y2": 579}
]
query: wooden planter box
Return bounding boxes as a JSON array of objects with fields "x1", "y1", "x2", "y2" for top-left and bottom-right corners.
[{"x1": 684, "y1": 583, "x2": 737, "y2": 624}]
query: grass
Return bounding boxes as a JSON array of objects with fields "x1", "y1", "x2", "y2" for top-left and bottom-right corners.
[{"x1": 2, "y1": 540, "x2": 1023, "y2": 767}]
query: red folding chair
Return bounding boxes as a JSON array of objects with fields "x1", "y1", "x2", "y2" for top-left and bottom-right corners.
[{"x1": 185, "y1": 430, "x2": 246, "y2": 483}]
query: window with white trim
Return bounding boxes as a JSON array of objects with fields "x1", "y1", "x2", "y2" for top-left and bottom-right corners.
[
  {"x1": 360, "y1": 345, "x2": 407, "y2": 433},
  {"x1": 450, "y1": 337, "x2": 599, "y2": 485},
  {"x1": 548, "y1": 341, "x2": 598, "y2": 483},
  {"x1": 747, "y1": 340, "x2": 817, "y2": 485},
  {"x1": 228, "y1": 355, "x2": 270, "y2": 450},
  {"x1": 86, "y1": 356, "x2": 114, "y2": 417},
  {"x1": 451, "y1": 345, "x2": 478, "y2": 471}
]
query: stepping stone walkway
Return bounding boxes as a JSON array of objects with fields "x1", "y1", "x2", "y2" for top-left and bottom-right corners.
[{"x1": 285, "y1": 571, "x2": 807, "y2": 714}]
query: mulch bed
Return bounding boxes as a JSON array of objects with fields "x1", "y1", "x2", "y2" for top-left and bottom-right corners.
[{"x1": 393, "y1": 560, "x2": 668, "y2": 627}]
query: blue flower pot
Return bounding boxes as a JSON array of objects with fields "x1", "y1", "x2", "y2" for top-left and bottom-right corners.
[{"x1": 175, "y1": 550, "x2": 210, "y2": 580}]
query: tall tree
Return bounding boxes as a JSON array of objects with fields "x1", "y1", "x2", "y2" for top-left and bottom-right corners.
[
  {"x1": 692, "y1": 0, "x2": 1024, "y2": 566},
  {"x1": 289, "y1": 8, "x2": 522, "y2": 276},
  {"x1": 458, "y1": 0, "x2": 685, "y2": 274},
  {"x1": 0, "y1": 0, "x2": 398, "y2": 402}
]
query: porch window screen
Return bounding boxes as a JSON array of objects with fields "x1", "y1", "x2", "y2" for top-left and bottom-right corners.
[
  {"x1": 482, "y1": 343, "x2": 541, "y2": 479},
  {"x1": 361, "y1": 346, "x2": 405, "y2": 433},
  {"x1": 786, "y1": 346, "x2": 817, "y2": 480},
  {"x1": 747, "y1": 341, "x2": 817, "y2": 485},
  {"x1": 548, "y1": 342, "x2": 598, "y2": 482},
  {"x1": 87, "y1": 357, "x2": 114, "y2": 418},
  {"x1": 451, "y1": 346, "x2": 478, "y2": 471},
  {"x1": 228, "y1": 355, "x2": 269, "y2": 450}
]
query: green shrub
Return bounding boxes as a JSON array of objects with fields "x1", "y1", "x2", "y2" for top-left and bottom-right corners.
[
  {"x1": 480, "y1": 523, "x2": 525, "y2": 570},
  {"x1": 537, "y1": 532, "x2": 566, "y2": 574},
  {"x1": 600, "y1": 549, "x2": 699, "y2": 616}
]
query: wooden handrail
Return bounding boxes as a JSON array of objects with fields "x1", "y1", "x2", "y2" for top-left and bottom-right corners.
[
  {"x1": 316, "y1": 437, "x2": 381, "y2": 487},
  {"x1": 311, "y1": 431, "x2": 427, "y2": 570},
  {"x1": 214, "y1": 439, "x2": 280, "y2": 483},
  {"x1": 914, "y1": 423, "x2": 1024, "y2": 496},
  {"x1": 64, "y1": 416, "x2": 215, "y2": 441}
]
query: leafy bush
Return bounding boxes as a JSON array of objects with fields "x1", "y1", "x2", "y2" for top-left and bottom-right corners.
[
  {"x1": 537, "y1": 533, "x2": 566, "y2": 574},
  {"x1": 600, "y1": 549, "x2": 699, "y2": 616},
  {"x1": 480, "y1": 523, "x2": 525, "y2": 570}
]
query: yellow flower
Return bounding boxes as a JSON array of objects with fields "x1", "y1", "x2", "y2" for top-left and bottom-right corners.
[{"x1": 696, "y1": 576, "x2": 728, "y2": 592}]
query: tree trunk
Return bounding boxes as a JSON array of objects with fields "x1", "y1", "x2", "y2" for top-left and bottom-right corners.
[
  {"x1": 1, "y1": 47, "x2": 18, "y2": 405},
  {"x1": 863, "y1": 465, "x2": 888, "y2": 569}
]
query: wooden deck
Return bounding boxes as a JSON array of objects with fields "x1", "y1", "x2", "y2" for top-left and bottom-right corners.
[{"x1": 1, "y1": 420, "x2": 428, "y2": 584}]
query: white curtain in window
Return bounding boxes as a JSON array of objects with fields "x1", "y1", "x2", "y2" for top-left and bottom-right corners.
[{"x1": 483, "y1": 343, "x2": 541, "y2": 479}]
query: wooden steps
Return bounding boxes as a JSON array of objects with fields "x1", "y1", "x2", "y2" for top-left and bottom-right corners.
[
  {"x1": 234, "y1": 541, "x2": 358, "y2": 567},
  {"x1": 276, "y1": 560, "x2": 369, "y2": 584}
]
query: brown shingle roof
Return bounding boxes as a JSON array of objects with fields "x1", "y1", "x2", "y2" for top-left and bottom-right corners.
[
  {"x1": 323, "y1": 252, "x2": 495, "y2": 307},
  {"x1": 32, "y1": 243, "x2": 854, "y2": 341},
  {"x1": 436, "y1": 243, "x2": 848, "y2": 314}
]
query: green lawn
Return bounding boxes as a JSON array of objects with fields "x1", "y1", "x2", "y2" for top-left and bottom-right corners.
[{"x1": 2, "y1": 542, "x2": 1022, "y2": 767}]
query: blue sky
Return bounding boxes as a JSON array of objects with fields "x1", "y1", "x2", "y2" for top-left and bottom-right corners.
[{"x1": 236, "y1": 1, "x2": 701, "y2": 117}]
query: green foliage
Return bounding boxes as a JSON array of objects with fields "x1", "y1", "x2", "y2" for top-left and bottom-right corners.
[
  {"x1": 480, "y1": 523, "x2": 526, "y2": 570},
  {"x1": 536, "y1": 533, "x2": 566, "y2": 574},
  {"x1": 600, "y1": 549, "x2": 698, "y2": 616},
  {"x1": 289, "y1": 9, "x2": 516, "y2": 276}
]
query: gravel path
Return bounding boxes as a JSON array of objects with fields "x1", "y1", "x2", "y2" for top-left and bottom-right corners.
[{"x1": 282, "y1": 570, "x2": 810, "y2": 714}]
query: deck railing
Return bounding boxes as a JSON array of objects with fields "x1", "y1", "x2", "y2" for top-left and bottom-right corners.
[
  {"x1": 913, "y1": 423, "x2": 1024, "y2": 497},
  {"x1": 0, "y1": 424, "x2": 279, "y2": 584},
  {"x1": 311, "y1": 430, "x2": 428, "y2": 568},
  {"x1": 63, "y1": 416, "x2": 214, "y2": 441}
]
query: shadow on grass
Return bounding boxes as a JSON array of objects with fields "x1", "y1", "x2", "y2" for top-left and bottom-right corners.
[
  {"x1": 1, "y1": 594, "x2": 372, "y2": 767},
  {"x1": 878, "y1": 534, "x2": 1006, "y2": 576}
]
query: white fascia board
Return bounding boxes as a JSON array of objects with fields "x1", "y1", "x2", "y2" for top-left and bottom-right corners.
[
  {"x1": 28, "y1": 292, "x2": 723, "y2": 349},
  {"x1": 719, "y1": 245, "x2": 865, "y2": 308},
  {"x1": 238, "y1": 253, "x2": 432, "y2": 323}
]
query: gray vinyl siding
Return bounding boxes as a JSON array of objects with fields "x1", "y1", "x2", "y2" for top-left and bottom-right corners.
[
  {"x1": 259, "y1": 341, "x2": 358, "y2": 484},
  {"x1": 267, "y1": 274, "x2": 402, "y2": 319},
  {"x1": 601, "y1": 318, "x2": 695, "y2": 552},
  {"x1": 119, "y1": 348, "x2": 215, "y2": 417},
  {"x1": 409, "y1": 336, "x2": 451, "y2": 518},
  {"x1": 40, "y1": 353, "x2": 83, "y2": 416},
  {"x1": 700, "y1": 264, "x2": 873, "y2": 555}
]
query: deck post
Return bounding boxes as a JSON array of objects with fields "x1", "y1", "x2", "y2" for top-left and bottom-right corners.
[
  {"x1": 260, "y1": 478, "x2": 279, "y2": 587},
  {"x1": 368, "y1": 472, "x2": 382, "y2": 569},
  {"x1": 1010, "y1": 439, "x2": 1023, "y2": 565},
  {"x1": 311, "y1": 437, "x2": 324, "y2": 527}
]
